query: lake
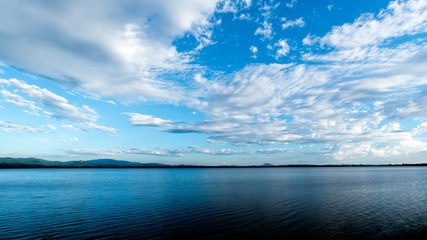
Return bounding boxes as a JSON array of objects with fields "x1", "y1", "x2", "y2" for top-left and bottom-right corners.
[{"x1": 0, "y1": 167, "x2": 426, "y2": 239}]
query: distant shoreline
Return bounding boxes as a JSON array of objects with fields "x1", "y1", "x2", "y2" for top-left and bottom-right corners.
[
  {"x1": 1, "y1": 157, "x2": 426, "y2": 169},
  {"x1": 1, "y1": 164, "x2": 426, "y2": 169}
]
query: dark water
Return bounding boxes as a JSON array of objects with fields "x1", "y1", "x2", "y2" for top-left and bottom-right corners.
[{"x1": 0, "y1": 167, "x2": 426, "y2": 240}]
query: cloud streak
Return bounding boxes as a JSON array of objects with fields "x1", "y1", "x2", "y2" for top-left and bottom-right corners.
[
  {"x1": 0, "y1": 120, "x2": 45, "y2": 133},
  {"x1": 123, "y1": 113, "x2": 175, "y2": 126},
  {"x1": 64, "y1": 146, "x2": 293, "y2": 158},
  {"x1": 1, "y1": 78, "x2": 117, "y2": 134}
]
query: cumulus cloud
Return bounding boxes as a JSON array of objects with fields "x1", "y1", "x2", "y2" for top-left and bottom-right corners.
[
  {"x1": 275, "y1": 39, "x2": 290, "y2": 58},
  {"x1": 250, "y1": 45, "x2": 258, "y2": 54},
  {"x1": 250, "y1": 45, "x2": 258, "y2": 58},
  {"x1": 255, "y1": 21, "x2": 273, "y2": 40}
]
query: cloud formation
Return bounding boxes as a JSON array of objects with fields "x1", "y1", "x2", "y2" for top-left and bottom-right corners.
[
  {"x1": 123, "y1": 113, "x2": 174, "y2": 126},
  {"x1": 64, "y1": 146, "x2": 292, "y2": 158},
  {"x1": 1, "y1": 89, "x2": 41, "y2": 114},
  {"x1": 1, "y1": 0, "x2": 426, "y2": 162},
  {"x1": 281, "y1": 17, "x2": 305, "y2": 29},
  {"x1": 0, "y1": 0, "x2": 223, "y2": 102},
  {"x1": 0, "y1": 120, "x2": 45, "y2": 133},
  {"x1": 1, "y1": 78, "x2": 117, "y2": 133},
  {"x1": 319, "y1": 0, "x2": 426, "y2": 48},
  {"x1": 122, "y1": 0, "x2": 427, "y2": 160}
]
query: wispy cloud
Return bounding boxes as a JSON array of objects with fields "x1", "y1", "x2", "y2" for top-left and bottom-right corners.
[
  {"x1": 285, "y1": 0, "x2": 297, "y2": 8},
  {"x1": 1, "y1": 78, "x2": 117, "y2": 134},
  {"x1": 64, "y1": 146, "x2": 293, "y2": 158},
  {"x1": 2, "y1": 78, "x2": 97, "y2": 122},
  {"x1": 319, "y1": 0, "x2": 427, "y2": 48},
  {"x1": 62, "y1": 124, "x2": 81, "y2": 132},
  {"x1": 0, "y1": 120, "x2": 45, "y2": 133},
  {"x1": 1, "y1": 89, "x2": 41, "y2": 115},
  {"x1": 123, "y1": 113, "x2": 175, "y2": 126},
  {"x1": 281, "y1": 17, "x2": 305, "y2": 29}
]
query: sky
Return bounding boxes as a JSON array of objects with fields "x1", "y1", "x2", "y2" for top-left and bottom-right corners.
[{"x1": 0, "y1": 0, "x2": 426, "y2": 165}]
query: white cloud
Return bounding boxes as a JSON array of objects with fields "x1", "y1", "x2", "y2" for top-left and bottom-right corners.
[
  {"x1": 1, "y1": 0, "x2": 426, "y2": 161},
  {"x1": 124, "y1": 112, "x2": 174, "y2": 126},
  {"x1": 186, "y1": 146, "x2": 246, "y2": 155},
  {"x1": 2, "y1": 78, "x2": 97, "y2": 122},
  {"x1": 64, "y1": 148, "x2": 120, "y2": 156},
  {"x1": 1, "y1": 89, "x2": 41, "y2": 114},
  {"x1": 0, "y1": 0, "x2": 222, "y2": 102},
  {"x1": 1, "y1": 78, "x2": 117, "y2": 134},
  {"x1": 46, "y1": 124, "x2": 56, "y2": 130},
  {"x1": 250, "y1": 45, "x2": 258, "y2": 58},
  {"x1": 217, "y1": 0, "x2": 252, "y2": 13},
  {"x1": 250, "y1": 45, "x2": 258, "y2": 54},
  {"x1": 255, "y1": 21, "x2": 273, "y2": 40},
  {"x1": 281, "y1": 17, "x2": 305, "y2": 29},
  {"x1": 194, "y1": 74, "x2": 207, "y2": 84},
  {"x1": 275, "y1": 39, "x2": 290, "y2": 58},
  {"x1": 320, "y1": 0, "x2": 427, "y2": 48},
  {"x1": 62, "y1": 124, "x2": 81, "y2": 131},
  {"x1": 70, "y1": 137, "x2": 79, "y2": 142},
  {"x1": 127, "y1": 148, "x2": 183, "y2": 157},
  {"x1": 163, "y1": 36, "x2": 426, "y2": 153},
  {"x1": 236, "y1": 13, "x2": 251, "y2": 20},
  {"x1": 84, "y1": 122, "x2": 118, "y2": 134},
  {"x1": 63, "y1": 146, "x2": 292, "y2": 158},
  {"x1": 286, "y1": 0, "x2": 297, "y2": 8},
  {"x1": 0, "y1": 120, "x2": 45, "y2": 133},
  {"x1": 302, "y1": 33, "x2": 319, "y2": 46}
]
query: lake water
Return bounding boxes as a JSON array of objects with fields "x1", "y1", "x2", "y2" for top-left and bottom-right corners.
[{"x1": 0, "y1": 167, "x2": 426, "y2": 239}]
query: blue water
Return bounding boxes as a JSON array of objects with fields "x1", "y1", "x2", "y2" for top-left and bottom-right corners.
[{"x1": 0, "y1": 167, "x2": 426, "y2": 239}]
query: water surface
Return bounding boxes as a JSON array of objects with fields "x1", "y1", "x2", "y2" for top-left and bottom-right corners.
[{"x1": 0, "y1": 167, "x2": 426, "y2": 239}]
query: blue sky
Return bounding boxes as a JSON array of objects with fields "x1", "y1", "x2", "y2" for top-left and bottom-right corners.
[{"x1": 0, "y1": 0, "x2": 426, "y2": 165}]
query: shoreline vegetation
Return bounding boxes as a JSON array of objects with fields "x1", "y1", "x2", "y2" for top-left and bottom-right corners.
[{"x1": 1, "y1": 157, "x2": 426, "y2": 169}]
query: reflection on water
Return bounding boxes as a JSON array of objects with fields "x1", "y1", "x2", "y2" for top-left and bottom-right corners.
[{"x1": 0, "y1": 167, "x2": 426, "y2": 239}]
